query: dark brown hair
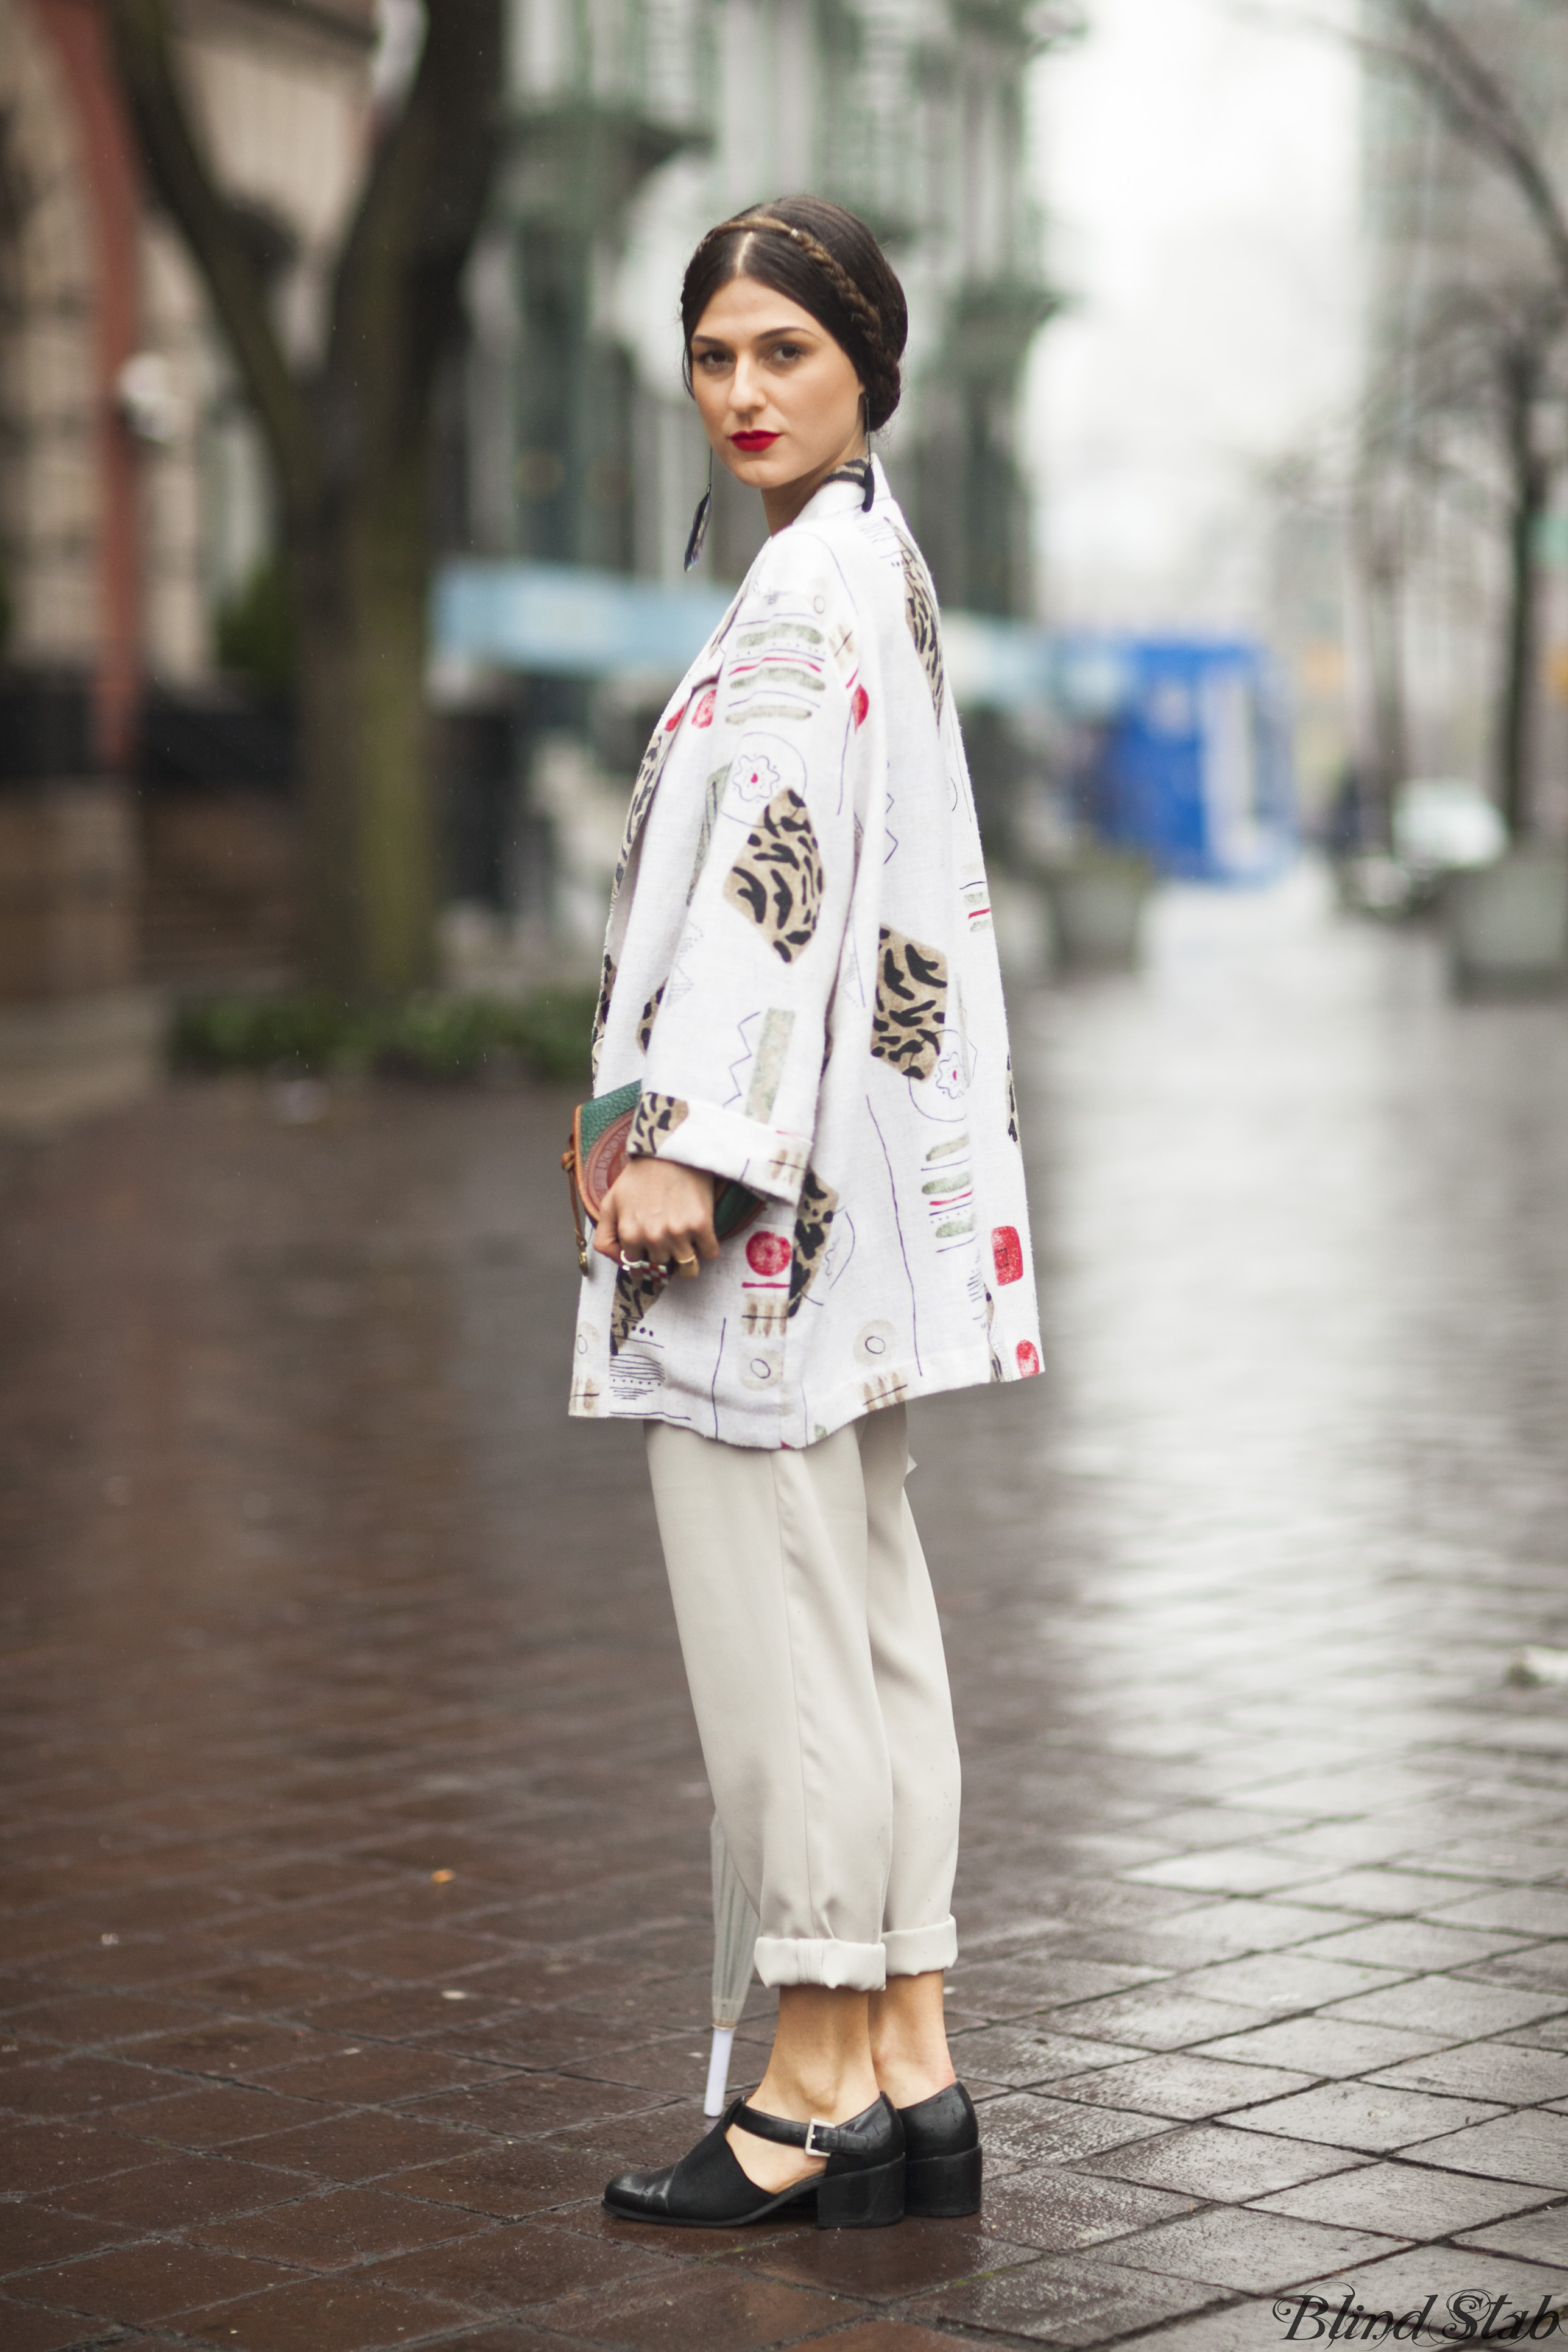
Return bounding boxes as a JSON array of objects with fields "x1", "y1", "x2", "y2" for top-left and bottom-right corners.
[{"x1": 680, "y1": 196, "x2": 908, "y2": 432}]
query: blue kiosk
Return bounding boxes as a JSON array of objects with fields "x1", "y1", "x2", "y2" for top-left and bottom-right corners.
[{"x1": 1052, "y1": 635, "x2": 1296, "y2": 883}]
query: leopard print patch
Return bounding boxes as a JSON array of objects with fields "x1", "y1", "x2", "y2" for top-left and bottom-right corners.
[
  {"x1": 871, "y1": 927, "x2": 949, "y2": 1082},
  {"x1": 723, "y1": 788, "x2": 824, "y2": 964},
  {"x1": 1006, "y1": 1053, "x2": 1019, "y2": 1144},
  {"x1": 897, "y1": 531, "x2": 945, "y2": 718},
  {"x1": 612, "y1": 716, "x2": 680, "y2": 900},
  {"x1": 590, "y1": 953, "x2": 615, "y2": 1080},
  {"x1": 627, "y1": 1090, "x2": 689, "y2": 1159},
  {"x1": 637, "y1": 983, "x2": 665, "y2": 1056},
  {"x1": 788, "y1": 1167, "x2": 840, "y2": 1318},
  {"x1": 610, "y1": 1262, "x2": 666, "y2": 1355}
]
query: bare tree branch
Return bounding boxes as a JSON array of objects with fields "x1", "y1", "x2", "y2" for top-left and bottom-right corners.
[
  {"x1": 1217, "y1": 0, "x2": 1568, "y2": 295},
  {"x1": 107, "y1": 0, "x2": 316, "y2": 517},
  {"x1": 325, "y1": 0, "x2": 503, "y2": 464},
  {"x1": 1385, "y1": 0, "x2": 1568, "y2": 294}
]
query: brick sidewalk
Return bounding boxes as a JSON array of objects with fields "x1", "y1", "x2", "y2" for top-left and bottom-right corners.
[{"x1": 1, "y1": 876, "x2": 1566, "y2": 2351}]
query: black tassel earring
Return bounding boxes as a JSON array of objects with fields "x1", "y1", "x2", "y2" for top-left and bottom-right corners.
[
  {"x1": 860, "y1": 397, "x2": 875, "y2": 511},
  {"x1": 684, "y1": 449, "x2": 713, "y2": 573}
]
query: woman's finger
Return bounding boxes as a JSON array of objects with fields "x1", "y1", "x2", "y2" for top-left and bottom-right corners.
[
  {"x1": 665, "y1": 1207, "x2": 716, "y2": 1274},
  {"x1": 592, "y1": 1165, "x2": 721, "y2": 1274},
  {"x1": 600, "y1": 1180, "x2": 649, "y2": 1264},
  {"x1": 609, "y1": 1207, "x2": 666, "y2": 1276}
]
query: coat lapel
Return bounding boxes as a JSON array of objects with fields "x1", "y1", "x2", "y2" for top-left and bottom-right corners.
[{"x1": 606, "y1": 584, "x2": 749, "y2": 927}]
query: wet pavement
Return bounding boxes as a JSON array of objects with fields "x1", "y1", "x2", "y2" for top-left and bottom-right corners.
[{"x1": 1, "y1": 867, "x2": 1566, "y2": 2352}]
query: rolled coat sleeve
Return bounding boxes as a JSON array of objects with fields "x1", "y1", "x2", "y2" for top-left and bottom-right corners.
[{"x1": 629, "y1": 532, "x2": 864, "y2": 1208}]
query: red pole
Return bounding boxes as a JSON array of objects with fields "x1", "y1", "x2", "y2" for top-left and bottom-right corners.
[{"x1": 28, "y1": 0, "x2": 143, "y2": 772}]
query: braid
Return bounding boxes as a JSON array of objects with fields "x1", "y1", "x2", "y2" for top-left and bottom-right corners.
[{"x1": 735, "y1": 214, "x2": 889, "y2": 370}]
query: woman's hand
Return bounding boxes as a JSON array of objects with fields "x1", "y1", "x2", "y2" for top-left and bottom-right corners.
[{"x1": 595, "y1": 1158, "x2": 720, "y2": 1280}]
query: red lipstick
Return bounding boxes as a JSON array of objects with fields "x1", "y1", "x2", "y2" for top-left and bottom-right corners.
[{"x1": 731, "y1": 431, "x2": 780, "y2": 452}]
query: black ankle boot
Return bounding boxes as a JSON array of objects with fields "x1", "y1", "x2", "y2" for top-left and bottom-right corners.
[
  {"x1": 899, "y1": 2081, "x2": 981, "y2": 2216},
  {"x1": 603, "y1": 2091, "x2": 905, "y2": 2230}
]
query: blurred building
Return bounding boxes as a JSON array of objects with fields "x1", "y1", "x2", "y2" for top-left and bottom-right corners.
[
  {"x1": 456, "y1": 0, "x2": 1066, "y2": 616},
  {"x1": 1262, "y1": 454, "x2": 1352, "y2": 831},
  {"x1": 0, "y1": 0, "x2": 374, "y2": 1068},
  {"x1": 1357, "y1": 0, "x2": 1568, "y2": 826}
]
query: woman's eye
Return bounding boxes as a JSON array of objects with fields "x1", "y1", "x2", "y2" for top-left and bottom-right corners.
[
  {"x1": 695, "y1": 350, "x2": 729, "y2": 371},
  {"x1": 771, "y1": 342, "x2": 803, "y2": 362}
]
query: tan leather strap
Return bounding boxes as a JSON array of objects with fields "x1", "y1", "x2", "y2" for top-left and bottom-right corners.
[{"x1": 562, "y1": 1135, "x2": 590, "y2": 1274}]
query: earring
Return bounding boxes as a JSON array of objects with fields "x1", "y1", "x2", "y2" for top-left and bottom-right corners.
[
  {"x1": 684, "y1": 449, "x2": 713, "y2": 573},
  {"x1": 860, "y1": 398, "x2": 875, "y2": 511}
]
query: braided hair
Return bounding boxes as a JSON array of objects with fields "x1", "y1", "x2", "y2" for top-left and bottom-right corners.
[{"x1": 680, "y1": 196, "x2": 907, "y2": 431}]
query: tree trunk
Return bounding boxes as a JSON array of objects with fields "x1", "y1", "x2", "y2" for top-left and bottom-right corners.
[
  {"x1": 108, "y1": 0, "x2": 500, "y2": 997},
  {"x1": 1366, "y1": 567, "x2": 1407, "y2": 845},
  {"x1": 292, "y1": 454, "x2": 436, "y2": 995},
  {"x1": 1355, "y1": 490, "x2": 1407, "y2": 849},
  {"x1": 1497, "y1": 344, "x2": 1550, "y2": 842},
  {"x1": 348, "y1": 468, "x2": 437, "y2": 994}
]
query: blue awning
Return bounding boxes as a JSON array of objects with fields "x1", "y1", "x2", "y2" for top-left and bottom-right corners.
[
  {"x1": 434, "y1": 562, "x2": 732, "y2": 682},
  {"x1": 433, "y1": 559, "x2": 1057, "y2": 710}
]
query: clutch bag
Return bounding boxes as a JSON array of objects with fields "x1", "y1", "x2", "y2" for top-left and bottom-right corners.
[{"x1": 563, "y1": 1081, "x2": 763, "y2": 1274}]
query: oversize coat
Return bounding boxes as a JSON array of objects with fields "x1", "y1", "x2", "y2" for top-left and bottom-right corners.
[{"x1": 569, "y1": 460, "x2": 1041, "y2": 1449}]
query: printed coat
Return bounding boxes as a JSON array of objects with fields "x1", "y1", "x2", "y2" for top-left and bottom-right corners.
[{"x1": 569, "y1": 459, "x2": 1041, "y2": 1449}]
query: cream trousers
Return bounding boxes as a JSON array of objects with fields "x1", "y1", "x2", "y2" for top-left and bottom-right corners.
[{"x1": 645, "y1": 1403, "x2": 961, "y2": 1993}]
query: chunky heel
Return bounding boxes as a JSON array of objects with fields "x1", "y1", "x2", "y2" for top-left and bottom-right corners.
[
  {"x1": 816, "y1": 2153, "x2": 905, "y2": 2229},
  {"x1": 609, "y1": 2091, "x2": 905, "y2": 2231},
  {"x1": 905, "y1": 2142, "x2": 982, "y2": 2218}
]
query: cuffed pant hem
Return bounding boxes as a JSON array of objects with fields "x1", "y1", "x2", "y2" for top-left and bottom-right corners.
[
  {"x1": 754, "y1": 1935, "x2": 888, "y2": 1991},
  {"x1": 883, "y1": 1916, "x2": 958, "y2": 1977}
]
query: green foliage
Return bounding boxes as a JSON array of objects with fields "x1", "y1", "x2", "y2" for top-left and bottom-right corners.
[
  {"x1": 171, "y1": 986, "x2": 596, "y2": 1086},
  {"x1": 214, "y1": 554, "x2": 295, "y2": 696},
  {"x1": 173, "y1": 993, "x2": 353, "y2": 1075}
]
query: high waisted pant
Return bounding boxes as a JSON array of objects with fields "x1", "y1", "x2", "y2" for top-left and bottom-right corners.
[{"x1": 645, "y1": 1404, "x2": 961, "y2": 1993}]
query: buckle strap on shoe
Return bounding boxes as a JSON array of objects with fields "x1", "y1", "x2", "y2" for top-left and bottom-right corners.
[{"x1": 730, "y1": 2099, "x2": 851, "y2": 2157}]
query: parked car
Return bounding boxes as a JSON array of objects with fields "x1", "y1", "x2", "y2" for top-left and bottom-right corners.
[
  {"x1": 1394, "y1": 779, "x2": 1506, "y2": 895},
  {"x1": 1338, "y1": 778, "x2": 1506, "y2": 916}
]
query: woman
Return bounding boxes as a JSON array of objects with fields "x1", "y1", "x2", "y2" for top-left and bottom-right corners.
[{"x1": 571, "y1": 195, "x2": 1041, "y2": 2230}]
